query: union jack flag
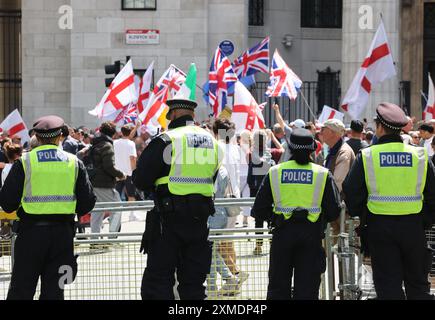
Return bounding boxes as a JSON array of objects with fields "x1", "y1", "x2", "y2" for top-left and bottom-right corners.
[
  {"x1": 153, "y1": 65, "x2": 186, "y2": 102},
  {"x1": 114, "y1": 103, "x2": 138, "y2": 125},
  {"x1": 139, "y1": 65, "x2": 186, "y2": 128},
  {"x1": 233, "y1": 37, "x2": 269, "y2": 78},
  {"x1": 209, "y1": 47, "x2": 238, "y2": 117},
  {"x1": 266, "y1": 49, "x2": 302, "y2": 100}
]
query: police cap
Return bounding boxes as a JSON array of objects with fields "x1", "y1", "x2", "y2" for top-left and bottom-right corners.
[
  {"x1": 288, "y1": 128, "x2": 317, "y2": 152},
  {"x1": 32, "y1": 115, "x2": 65, "y2": 138},
  {"x1": 375, "y1": 102, "x2": 408, "y2": 131},
  {"x1": 166, "y1": 98, "x2": 197, "y2": 120}
]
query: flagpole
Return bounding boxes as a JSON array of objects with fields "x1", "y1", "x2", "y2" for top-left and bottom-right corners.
[{"x1": 298, "y1": 91, "x2": 317, "y2": 121}]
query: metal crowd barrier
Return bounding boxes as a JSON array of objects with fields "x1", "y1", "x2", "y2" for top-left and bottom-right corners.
[{"x1": 0, "y1": 198, "x2": 378, "y2": 300}]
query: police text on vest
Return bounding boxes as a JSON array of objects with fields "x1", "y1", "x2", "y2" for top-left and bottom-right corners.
[
  {"x1": 281, "y1": 169, "x2": 313, "y2": 184},
  {"x1": 37, "y1": 150, "x2": 67, "y2": 162},
  {"x1": 186, "y1": 134, "x2": 213, "y2": 149},
  {"x1": 379, "y1": 152, "x2": 412, "y2": 167}
]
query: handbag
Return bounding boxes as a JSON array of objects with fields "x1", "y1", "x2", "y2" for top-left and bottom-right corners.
[{"x1": 224, "y1": 175, "x2": 242, "y2": 217}]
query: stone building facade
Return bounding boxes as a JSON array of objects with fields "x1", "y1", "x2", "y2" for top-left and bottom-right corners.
[{"x1": 0, "y1": 0, "x2": 433, "y2": 127}]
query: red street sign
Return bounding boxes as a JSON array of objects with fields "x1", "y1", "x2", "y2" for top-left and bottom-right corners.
[{"x1": 126, "y1": 29, "x2": 160, "y2": 45}]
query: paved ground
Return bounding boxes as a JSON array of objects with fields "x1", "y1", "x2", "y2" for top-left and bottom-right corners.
[{"x1": 4, "y1": 211, "x2": 427, "y2": 300}]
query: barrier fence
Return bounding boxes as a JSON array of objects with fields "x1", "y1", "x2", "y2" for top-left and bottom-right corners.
[{"x1": 4, "y1": 198, "x2": 435, "y2": 300}]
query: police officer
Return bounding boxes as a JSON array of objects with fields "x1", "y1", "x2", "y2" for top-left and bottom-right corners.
[
  {"x1": 343, "y1": 102, "x2": 435, "y2": 300},
  {"x1": 133, "y1": 98, "x2": 221, "y2": 300},
  {"x1": 0, "y1": 116, "x2": 96, "y2": 300},
  {"x1": 252, "y1": 129, "x2": 341, "y2": 300}
]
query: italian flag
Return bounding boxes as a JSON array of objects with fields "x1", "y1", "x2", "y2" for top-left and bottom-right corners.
[{"x1": 174, "y1": 63, "x2": 197, "y2": 100}]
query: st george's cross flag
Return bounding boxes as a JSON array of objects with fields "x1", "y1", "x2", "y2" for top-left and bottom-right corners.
[
  {"x1": 317, "y1": 105, "x2": 345, "y2": 124},
  {"x1": 90, "y1": 60, "x2": 138, "y2": 119},
  {"x1": 0, "y1": 109, "x2": 30, "y2": 144},
  {"x1": 232, "y1": 81, "x2": 266, "y2": 133},
  {"x1": 137, "y1": 61, "x2": 154, "y2": 114},
  {"x1": 423, "y1": 73, "x2": 435, "y2": 121},
  {"x1": 341, "y1": 21, "x2": 396, "y2": 119}
]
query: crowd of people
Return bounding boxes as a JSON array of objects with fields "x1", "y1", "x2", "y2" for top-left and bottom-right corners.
[{"x1": 1, "y1": 102, "x2": 435, "y2": 300}]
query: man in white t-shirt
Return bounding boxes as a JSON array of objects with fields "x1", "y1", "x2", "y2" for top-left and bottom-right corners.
[{"x1": 114, "y1": 124, "x2": 138, "y2": 207}]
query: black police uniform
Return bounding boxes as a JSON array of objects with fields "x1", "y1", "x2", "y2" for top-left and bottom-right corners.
[
  {"x1": 343, "y1": 104, "x2": 435, "y2": 300},
  {"x1": 251, "y1": 129, "x2": 342, "y2": 300},
  {"x1": 133, "y1": 113, "x2": 217, "y2": 300},
  {"x1": 0, "y1": 116, "x2": 96, "y2": 300}
]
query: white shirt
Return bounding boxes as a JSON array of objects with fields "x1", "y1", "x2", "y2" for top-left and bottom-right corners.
[
  {"x1": 1, "y1": 163, "x2": 12, "y2": 185},
  {"x1": 424, "y1": 136, "x2": 434, "y2": 158},
  {"x1": 114, "y1": 138, "x2": 137, "y2": 176}
]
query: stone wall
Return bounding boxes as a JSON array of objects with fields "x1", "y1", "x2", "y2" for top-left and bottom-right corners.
[{"x1": 22, "y1": 0, "x2": 248, "y2": 127}]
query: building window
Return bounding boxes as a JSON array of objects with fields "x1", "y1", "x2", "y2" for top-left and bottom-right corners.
[
  {"x1": 249, "y1": 0, "x2": 264, "y2": 26},
  {"x1": 301, "y1": 0, "x2": 342, "y2": 28},
  {"x1": 122, "y1": 0, "x2": 156, "y2": 10},
  {"x1": 425, "y1": 3, "x2": 435, "y2": 29},
  {"x1": 317, "y1": 67, "x2": 341, "y2": 111}
]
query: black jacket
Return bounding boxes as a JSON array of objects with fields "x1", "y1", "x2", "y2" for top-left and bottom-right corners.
[
  {"x1": 346, "y1": 138, "x2": 369, "y2": 156},
  {"x1": 343, "y1": 134, "x2": 435, "y2": 228},
  {"x1": 90, "y1": 133, "x2": 124, "y2": 188},
  {"x1": 251, "y1": 160, "x2": 342, "y2": 235},
  {"x1": 0, "y1": 146, "x2": 96, "y2": 223}
]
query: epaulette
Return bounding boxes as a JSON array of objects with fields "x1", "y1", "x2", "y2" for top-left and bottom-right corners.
[{"x1": 155, "y1": 132, "x2": 171, "y2": 144}]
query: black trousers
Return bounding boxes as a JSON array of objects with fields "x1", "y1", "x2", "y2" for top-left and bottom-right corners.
[
  {"x1": 141, "y1": 218, "x2": 212, "y2": 300},
  {"x1": 267, "y1": 222, "x2": 325, "y2": 300},
  {"x1": 7, "y1": 222, "x2": 77, "y2": 300},
  {"x1": 367, "y1": 214, "x2": 432, "y2": 300}
]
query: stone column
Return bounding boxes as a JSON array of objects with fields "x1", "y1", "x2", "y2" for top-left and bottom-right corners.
[
  {"x1": 342, "y1": 0, "x2": 401, "y2": 125},
  {"x1": 203, "y1": 0, "x2": 248, "y2": 119},
  {"x1": 21, "y1": 0, "x2": 71, "y2": 125}
]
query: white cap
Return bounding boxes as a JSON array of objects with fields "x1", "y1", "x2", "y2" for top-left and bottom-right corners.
[
  {"x1": 322, "y1": 118, "x2": 346, "y2": 134},
  {"x1": 293, "y1": 119, "x2": 306, "y2": 129}
]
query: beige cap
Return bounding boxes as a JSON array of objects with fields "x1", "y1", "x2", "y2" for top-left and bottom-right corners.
[{"x1": 322, "y1": 118, "x2": 346, "y2": 134}]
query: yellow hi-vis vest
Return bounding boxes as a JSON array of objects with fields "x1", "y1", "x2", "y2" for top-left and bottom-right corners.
[
  {"x1": 155, "y1": 125, "x2": 221, "y2": 197},
  {"x1": 269, "y1": 160, "x2": 328, "y2": 223},
  {"x1": 361, "y1": 142, "x2": 428, "y2": 215},
  {"x1": 21, "y1": 145, "x2": 78, "y2": 215}
]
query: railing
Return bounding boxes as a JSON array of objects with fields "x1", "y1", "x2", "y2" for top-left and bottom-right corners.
[
  {"x1": 0, "y1": 198, "x2": 382, "y2": 300},
  {"x1": 250, "y1": 81, "x2": 319, "y2": 127}
]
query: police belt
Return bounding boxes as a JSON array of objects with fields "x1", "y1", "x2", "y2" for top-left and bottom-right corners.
[
  {"x1": 154, "y1": 194, "x2": 213, "y2": 219},
  {"x1": 19, "y1": 220, "x2": 73, "y2": 227},
  {"x1": 273, "y1": 208, "x2": 310, "y2": 228}
]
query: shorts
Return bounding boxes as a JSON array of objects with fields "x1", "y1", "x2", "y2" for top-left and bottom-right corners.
[{"x1": 115, "y1": 176, "x2": 136, "y2": 198}]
